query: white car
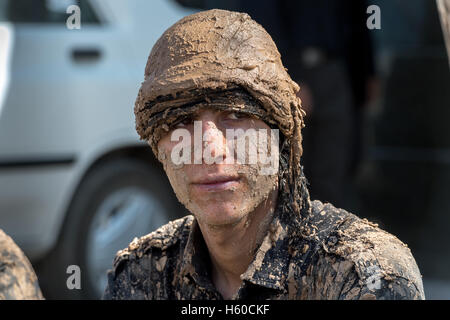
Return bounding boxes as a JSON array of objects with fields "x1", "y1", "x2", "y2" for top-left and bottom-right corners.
[{"x1": 0, "y1": 0, "x2": 195, "y2": 299}]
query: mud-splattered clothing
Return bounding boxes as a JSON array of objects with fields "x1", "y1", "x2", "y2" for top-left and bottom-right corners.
[
  {"x1": 0, "y1": 229, "x2": 44, "y2": 300},
  {"x1": 103, "y1": 200, "x2": 424, "y2": 300}
]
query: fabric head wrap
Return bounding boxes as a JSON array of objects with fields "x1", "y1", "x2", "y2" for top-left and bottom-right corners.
[{"x1": 134, "y1": 9, "x2": 311, "y2": 222}]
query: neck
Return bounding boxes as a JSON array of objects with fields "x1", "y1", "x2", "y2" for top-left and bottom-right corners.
[{"x1": 197, "y1": 188, "x2": 278, "y2": 299}]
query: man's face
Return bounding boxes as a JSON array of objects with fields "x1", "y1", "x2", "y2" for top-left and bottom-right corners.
[{"x1": 156, "y1": 108, "x2": 279, "y2": 227}]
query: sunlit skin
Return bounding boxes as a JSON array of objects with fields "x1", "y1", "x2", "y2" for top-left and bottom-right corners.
[{"x1": 156, "y1": 108, "x2": 279, "y2": 299}]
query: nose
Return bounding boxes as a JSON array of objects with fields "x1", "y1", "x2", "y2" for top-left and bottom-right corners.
[{"x1": 202, "y1": 119, "x2": 226, "y2": 161}]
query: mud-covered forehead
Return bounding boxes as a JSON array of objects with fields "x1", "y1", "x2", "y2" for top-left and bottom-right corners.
[{"x1": 145, "y1": 87, "x2": 278, "y2": 154}]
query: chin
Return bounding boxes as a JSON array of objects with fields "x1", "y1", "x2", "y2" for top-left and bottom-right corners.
[{"x1": 195, "y1": 202, "x2": 247, "y2": 227}]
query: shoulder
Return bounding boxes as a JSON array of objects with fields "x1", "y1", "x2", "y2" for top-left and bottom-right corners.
[
  {"x1": 306, "y1": 201, "x2": 425, "y2": 300},
  {"x1": 102, "y1": 215, "x2": 194, "y2": 299},
  {"x1": 112, "y1": 215, "x2": 194, "y2": 273}
]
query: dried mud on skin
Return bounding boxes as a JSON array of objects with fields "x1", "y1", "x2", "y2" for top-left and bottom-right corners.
[
  {"x1": 134, "y1": 9, "x2": 306, "y2": 212},
  {"x1": 0, "y1": 229, "x2": 44, "y2": 300}
]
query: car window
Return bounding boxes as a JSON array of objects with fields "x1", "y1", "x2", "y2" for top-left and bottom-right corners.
[{"x1": 0, "y1": 0, "x2": 100, "y2": 24}]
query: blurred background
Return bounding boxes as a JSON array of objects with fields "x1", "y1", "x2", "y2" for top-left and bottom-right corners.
[{"x1": 0, "y1": 0, "x2": 449, "y2": 299}]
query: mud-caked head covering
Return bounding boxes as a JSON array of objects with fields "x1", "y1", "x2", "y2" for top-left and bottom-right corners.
[{"x1": 134, "y1": 9, "x2": 310, "y2": 220}]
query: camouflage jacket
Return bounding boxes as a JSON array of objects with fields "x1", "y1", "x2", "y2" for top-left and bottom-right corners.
[
  {"x1": 0, "y1": 229, "x2": 44, "y2": 300},
  {"x1": 103, "y1": 200, "x2": 425, "y2": 300}
]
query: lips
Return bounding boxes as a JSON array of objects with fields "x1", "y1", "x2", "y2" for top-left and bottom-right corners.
[{"x1": 191, "y1": 175, "x2": 240, "y2": 192}]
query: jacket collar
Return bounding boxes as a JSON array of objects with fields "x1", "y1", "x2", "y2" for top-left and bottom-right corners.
[
  {"x1": 178, "y1": 210, "x2": 291, "y2": 293},
  {"x1": 239, "y1": 213, "x2": 290, "y2": 291}
]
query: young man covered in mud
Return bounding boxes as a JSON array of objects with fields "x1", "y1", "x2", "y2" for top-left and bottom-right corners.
[{"x1": 103, "y1": 9, "x2": 425, "y2": 300}]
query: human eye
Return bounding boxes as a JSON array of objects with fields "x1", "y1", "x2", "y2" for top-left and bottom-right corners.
[{"x1": 224, "y1": 112, "x2": 248, "y2": 120}]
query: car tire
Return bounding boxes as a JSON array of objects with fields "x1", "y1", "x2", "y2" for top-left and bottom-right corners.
[{"x1": 36, "y1": 157, "x2": 185, "y2": 299}]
